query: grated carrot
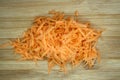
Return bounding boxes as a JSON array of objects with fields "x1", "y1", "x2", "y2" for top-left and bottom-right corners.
[{"x1": 0, "y1": 10, "x2": 102, "y2": 74}]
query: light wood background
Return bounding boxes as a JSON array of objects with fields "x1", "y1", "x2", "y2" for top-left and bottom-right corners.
[{"x1": 0, "y1": 0, "x2": 120, "y2": 80}]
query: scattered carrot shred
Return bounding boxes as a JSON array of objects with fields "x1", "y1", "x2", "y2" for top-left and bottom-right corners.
[{"x1": 0, "y1": 11, "x2": 103, "y2": 74}]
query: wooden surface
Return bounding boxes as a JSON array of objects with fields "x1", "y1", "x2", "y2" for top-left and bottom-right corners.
[{"x1": 0, "y1": 0, "x2": 120, "y2": 80}]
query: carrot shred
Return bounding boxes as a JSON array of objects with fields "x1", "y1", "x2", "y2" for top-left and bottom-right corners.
[{"x1": 0, "y1": 11, "x2": 103, "y2": 74}]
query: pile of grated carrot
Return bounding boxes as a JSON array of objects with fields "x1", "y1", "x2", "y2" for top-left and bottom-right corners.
[{"x1": 2, "y1": 10, "x2": 102, "y2": 73}]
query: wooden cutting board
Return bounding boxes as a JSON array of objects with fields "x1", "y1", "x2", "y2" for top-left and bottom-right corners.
[{"x1": 0, "y1": 0, "x2": 120, "y2": 80}]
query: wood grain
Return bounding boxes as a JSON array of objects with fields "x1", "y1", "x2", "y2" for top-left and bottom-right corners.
[{"x1": 0, "y1": 0, "x2": 120, "y2": 80}]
